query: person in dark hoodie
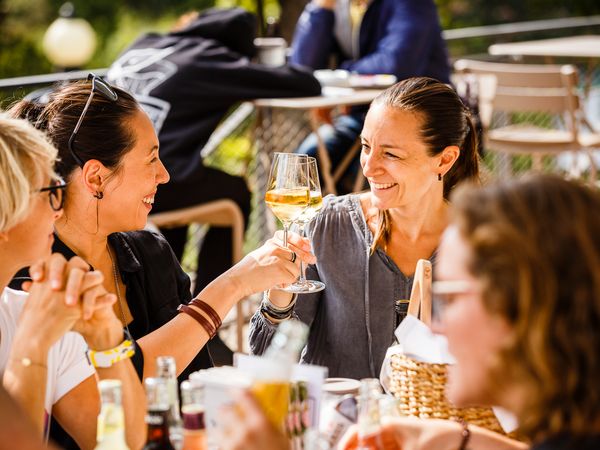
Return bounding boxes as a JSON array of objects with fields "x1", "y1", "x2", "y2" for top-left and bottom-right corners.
[{"x1": 106, "y1": 6, "x2": 321, "y2": 306}]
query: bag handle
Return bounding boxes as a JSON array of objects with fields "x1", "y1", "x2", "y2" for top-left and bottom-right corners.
[{"x1": 406, "y1": 259, "x2": 433, "y2": 327}]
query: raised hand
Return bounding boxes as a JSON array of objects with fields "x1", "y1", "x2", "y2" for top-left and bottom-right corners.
[{"x1": 226, "y1": 231, "x2": 316, "y2": 299}]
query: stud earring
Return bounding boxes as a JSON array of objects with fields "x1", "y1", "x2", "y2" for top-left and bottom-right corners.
[{"x1": 438, "y1": 173, "x2": 442, "y2": 181}]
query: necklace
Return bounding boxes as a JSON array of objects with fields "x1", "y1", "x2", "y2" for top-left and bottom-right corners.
[{"x1": 107, "y1": 244, "x2": 131, "y2": 336}]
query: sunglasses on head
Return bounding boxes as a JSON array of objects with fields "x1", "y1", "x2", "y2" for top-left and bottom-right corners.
[
  {"x1": 39, "y1": 177, "x2": 67, "y2": 211},
  {"x1": 67, "y1": 73, "x2": 118, "y2": 167}
]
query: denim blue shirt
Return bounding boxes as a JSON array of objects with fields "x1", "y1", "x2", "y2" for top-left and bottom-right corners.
[{"x1": 250, "y1": 194, "x2": 426, "y2": 379}]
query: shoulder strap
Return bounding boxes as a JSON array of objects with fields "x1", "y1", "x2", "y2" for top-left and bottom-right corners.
[{"x1": 407, "y1": 259, "x2": 433, "y2": 327}]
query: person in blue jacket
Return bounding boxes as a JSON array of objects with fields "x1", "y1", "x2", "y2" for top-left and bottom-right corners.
[{"x1": 290, "y1": 0, "x2": 451, "y2": 193}]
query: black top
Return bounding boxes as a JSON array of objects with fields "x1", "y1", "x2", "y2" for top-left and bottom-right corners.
[
  {"x1": 106, "y1": 7, "x2": 322, "y2": 187},
  {"x1": 51, "y1": 230, "x2": 213, "y2": 380},
  {"x1": 532, "y1": 434, "x2": 600, "y2": 450}
]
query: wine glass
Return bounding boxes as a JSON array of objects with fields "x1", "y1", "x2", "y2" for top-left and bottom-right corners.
[
  {"x1": 265, "y1": 153, "x2": 310, "y2": 292},
  {"x1": 291, "y1": 157, "x2": 325, "y2": 293}
]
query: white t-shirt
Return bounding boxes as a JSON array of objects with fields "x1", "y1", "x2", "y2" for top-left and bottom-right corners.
[{"x1": 0, "y1": 287, "x2": 95, "y2": 417}]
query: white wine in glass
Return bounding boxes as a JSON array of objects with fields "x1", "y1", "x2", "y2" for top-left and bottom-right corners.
[
  {"x1": 265, "y1": 188, "x2": 310, "y2": 224},
  {"x1": 265, "y1": 153, "x2": 310, "y2": 294},
  {"x1": 291, "y1": 157, "x2": 325, "y2": 293}
]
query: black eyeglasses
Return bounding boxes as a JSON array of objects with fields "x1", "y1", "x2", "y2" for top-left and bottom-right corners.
[
  {"x1": 68, "y1": 73, "x2": 118, "y2": 167},
  {"x1": 39, "y1": 177, "x2": 67, "y2": 211}
]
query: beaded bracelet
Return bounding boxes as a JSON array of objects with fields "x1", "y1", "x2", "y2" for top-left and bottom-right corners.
[
  {"x1": 178, "y1": 304, "x2": 217, "y2": 338},
  {"x1": 189, "y1": 298, "x2": 222, "y2": 330},
  {"x1": 260, "y1": 291, "x2": 297, "y2": 321}
]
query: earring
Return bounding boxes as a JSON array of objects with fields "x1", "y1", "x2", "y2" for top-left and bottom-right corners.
[
  {"x1": 93, "y1": 191, "x2": 104, "y2": 199},
  {"x1": 438, "y1": 173, "x2": 442, "y2": 181}
]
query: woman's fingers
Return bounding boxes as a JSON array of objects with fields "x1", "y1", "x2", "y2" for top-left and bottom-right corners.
[
  {"x1": 79, "y1": 270, "x2": 104, "y2": 292},
  {"x1": 29, "y1": 260, "x2": 45, "y2": 282},
  {"x1": 44, "y1": 254, "x2": 91, "y2": 291},
  {"x1": 81, "y1": 288, "x2": 116, "y2": 320},
  {"x1": 64, "y1": 267, "x2": 86, "y2": 306},
  {"x1": 274, "y1": 230, "x2": 313, "y2": 252},
  {"x1": 270, "y1": 233, "x2": 316, "y2": 265},
  {"x1": 46, "y1": 253, "x2": 68, "y2": 290}
]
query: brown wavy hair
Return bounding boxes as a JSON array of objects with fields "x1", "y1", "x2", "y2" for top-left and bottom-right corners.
[
  {"x1": 369, "y1": 77, "x2": 480, "y2": 253},
  {"x1": 451, "y1": 174, "x2": 600, "y2": 440}
]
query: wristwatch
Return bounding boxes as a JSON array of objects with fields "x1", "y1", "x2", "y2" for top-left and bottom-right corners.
[{"x1": 86, "y1": 329, "x2": 135, "y2": 368}]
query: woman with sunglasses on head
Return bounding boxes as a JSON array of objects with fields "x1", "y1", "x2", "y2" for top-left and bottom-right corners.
[
  {"x1": 250, "y1": 77, "x2": 479, "y2": 379},
  {"x1": 10, "y1": 75, "x2": 311, "y2": 385},
  {"x1": 0, "y1": 115, "x2": 145, "y2": 449},
  {"x1": 340, "y1": 174, "x2": 600, "y2": 450}
]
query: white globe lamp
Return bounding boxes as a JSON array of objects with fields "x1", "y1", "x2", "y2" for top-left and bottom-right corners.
[{"x1": 43, "y1": 3, "x2": 96, "y2": 69}]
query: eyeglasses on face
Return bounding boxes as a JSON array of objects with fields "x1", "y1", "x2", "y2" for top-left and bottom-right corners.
[
  {"x1": 39, "y1": 177, "x2": 67, "y2": 211},
  {"x1": 431, "y1": 280, "x2": 478, "y2": 321},
  {"x1": 67, "y1": 73, "x2": 118, "y2": 168}
]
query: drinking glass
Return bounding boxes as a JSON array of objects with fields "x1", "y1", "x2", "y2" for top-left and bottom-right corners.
[
  {"x1": 292, "y1": 157, "x2": 325, "y2": 293},
  {"x1": 265, "y1": 153, "x2": 310, "y2": 292}
]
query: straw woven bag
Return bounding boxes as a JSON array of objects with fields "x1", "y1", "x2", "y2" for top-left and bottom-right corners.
[{"x1": 388, "y1": 259, "x2": 505, "y2": 435}]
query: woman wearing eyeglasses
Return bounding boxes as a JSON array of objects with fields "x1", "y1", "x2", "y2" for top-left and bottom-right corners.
[
  {"x1": 9, "y1": 75, "x2": 311, "y2": 385},
  {"x1": 340, "y1": 174, "x2": 600, "y2": 450},
  {"x1": 0, "y1": 115, "x2": 145, "y2": 449}
]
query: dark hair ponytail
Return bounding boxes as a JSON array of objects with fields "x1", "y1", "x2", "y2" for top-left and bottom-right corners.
[{"x1": 443, "y1": 113, "x2": 480, "y2": 198}]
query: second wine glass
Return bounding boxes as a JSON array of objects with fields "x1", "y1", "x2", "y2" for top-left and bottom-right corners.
[{"x1": 291, "y1": 156, "x2": 325, "y2": 293}]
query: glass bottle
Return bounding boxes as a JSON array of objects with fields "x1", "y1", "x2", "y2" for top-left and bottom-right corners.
[
  {"x1": 252, "y1": 320, "x2": 309, "y2": 430},
  {"x1": 180, "y1": 381, "x2": 206, "y2": 450},
  {"x1": 95, "y1": 379, "x2": 130, "y2": 450},
  {"x1": 156, "y1": 356, "x2": 183, "y2": 449},
  {"x1": 357, "y1": 378, "x2": 384, "y2": 450},
  {"x1": 143, "y1": 377, "x2": 176, "y2": 450}
]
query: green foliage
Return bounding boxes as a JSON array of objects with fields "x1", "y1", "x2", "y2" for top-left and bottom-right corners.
[{"x1": 435, "y1": 0, "x2": 600, "y2": 29}]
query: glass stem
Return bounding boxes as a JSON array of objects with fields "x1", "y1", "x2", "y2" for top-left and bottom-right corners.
[
  {"x1": 297, "y1": 222, "x2": 307, "y2": 284},
  {"x1": 283, "y1": 223, "x2": 289, "y2": 248}
]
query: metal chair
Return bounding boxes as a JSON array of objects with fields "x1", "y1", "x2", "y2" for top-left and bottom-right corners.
[
  {"x1": 454, "y1": 59, "x2": 599, "y2": 181},
  {"x1": 148, "y1": 199, "x2": 246, "y2": 352}
]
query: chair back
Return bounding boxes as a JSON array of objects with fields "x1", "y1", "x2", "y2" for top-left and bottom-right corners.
[
  {"x1": 454, "y1": 59, "x2": 580, "y2": 131},
  {"x1": 452, "y1": 59, "x2": 599, "y2": 181}
]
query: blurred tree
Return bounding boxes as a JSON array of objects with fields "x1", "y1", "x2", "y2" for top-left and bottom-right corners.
[{"x1": 1, "y1": 0, "x2": 599, "y2": 84}]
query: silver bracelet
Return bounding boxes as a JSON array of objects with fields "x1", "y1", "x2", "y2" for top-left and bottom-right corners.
[{"x1": 261, "y1": 291, "x2": 298, "y2": 313}]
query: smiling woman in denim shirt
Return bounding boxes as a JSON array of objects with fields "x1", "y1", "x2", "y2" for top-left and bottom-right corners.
[{"x1": 250, "y1": 77, "x2": 480, "y2": 379}]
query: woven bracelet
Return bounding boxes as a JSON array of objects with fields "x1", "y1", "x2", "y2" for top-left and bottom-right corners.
[
  {"x1": 261, "y1": 304, "x2": 293, "y2": 321},
  {"x1": 189, "y1": 298, "x2": 222, "y2": 330},
  {"x1": 178, "y1": 304, "x2": 216, "y2": 338}
]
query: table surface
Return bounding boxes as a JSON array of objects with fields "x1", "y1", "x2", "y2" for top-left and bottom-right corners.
[
  {"x1": 488, "y1": 35, "x2": 600, "y2": 58},
  {"x1": 253, "y1": 87, "x2": 382, "y2": 109}
]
